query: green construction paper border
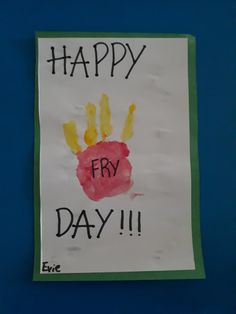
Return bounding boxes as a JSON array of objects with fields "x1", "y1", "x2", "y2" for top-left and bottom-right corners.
[{"x1": 33, "y1": 32, "x2": 205, "y2": 281}]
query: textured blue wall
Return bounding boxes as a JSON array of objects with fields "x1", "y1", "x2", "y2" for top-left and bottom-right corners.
[{"x1": 1, "y1": 0, "x2": 235, "y2": 313}]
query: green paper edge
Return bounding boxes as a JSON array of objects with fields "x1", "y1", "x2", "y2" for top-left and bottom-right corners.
[{"x1": 33, "y1": 32, "x2": 205, "y2": 281}]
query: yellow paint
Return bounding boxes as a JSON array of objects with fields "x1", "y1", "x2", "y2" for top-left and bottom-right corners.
[
  {"x1": 63, "y1": 94, "x2": 136, "y2": 152},
  {"x1": 84, "y1": 102, "x2": 98, "y2": 146},
  {"x1": 99, "y1": 93, "x2": 112, "y2": 141},
  {"x1": 63, "y1": 120, "x2": 82, "y2": 154},
  {"x1": 120, "y1": 103, "x2": 136, "y2": 142}
]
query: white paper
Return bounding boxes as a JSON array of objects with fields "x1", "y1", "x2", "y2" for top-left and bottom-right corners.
[{"x1": 38, "y1": 37, "x2": 195, "y2": 274}]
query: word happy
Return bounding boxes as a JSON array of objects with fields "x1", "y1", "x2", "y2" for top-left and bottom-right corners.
[{"x1": 47, "y1": 42, "x2": 146, "y2": 79}]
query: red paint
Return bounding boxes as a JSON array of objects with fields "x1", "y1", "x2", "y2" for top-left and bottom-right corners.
[
  {"x1": 76, "y1": 141, "x2": 133, "y2": 201},
  {"x1": 130, "y1": 192, "x2": 144, "y2": 200}
]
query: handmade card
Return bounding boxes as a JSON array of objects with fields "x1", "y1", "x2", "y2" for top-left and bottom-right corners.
[{"x1": 34, "y1": 32, "x2": 204, "y2": 280}]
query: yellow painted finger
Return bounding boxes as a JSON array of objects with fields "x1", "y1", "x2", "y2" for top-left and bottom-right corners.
[
  {"x1": 99, "y1": 93, "x2": 112, "y2": 141},
  {"x1": 84, "y1": 102, "x2": 98, "y2": 146},
  {"x1": 120, "y1": 103, "x2": 136, "y2": 142},
  {"x1": 63, "y1": 120, "x2": 82, "y2": 154}
]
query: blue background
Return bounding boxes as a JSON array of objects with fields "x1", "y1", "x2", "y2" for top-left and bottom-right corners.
[{"x1": 1, "y1": 0, "x2": 235, "y2": 313}]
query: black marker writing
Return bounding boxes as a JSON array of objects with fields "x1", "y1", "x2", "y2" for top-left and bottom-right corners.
[
  {"x1": 42, "y1": 261, "x2": 61, "y2": 273},
  {"x1": 71, "y1": 209, "x2": 95, "y2": 239},
  {"x1": 119, "y1": 210, "x2": 141, "y2": 236},
  {"x1": 138, "y1": 211, "x2": 141, "y2": 235},
  {"x1": 70, "y1": 46, "x2": 90, "y2": 77},
  {"x1": 91, "y1": 158, "x2": 120, "y2": 178},
  {"x1": 56, "y1": 207, "x2": 74, "y2": 237},
  {"x1": 93, "y1": 42, "x2": 109, "y2": 77},
  {"x1": 129, "y1": 210, "x2": 133, "y2": 235},
  {"x1": 47, "y1": 43, "x2": 146, "y2": 79},
  {"x1": 56, "y1": 208, "x2": 113, "y2": 239},
  {"x1": 47, "y1": 46, "x2": 71, "y2": 75},
  {"x1": 95, "y1": 209, "x2": 114, "y2": 238},
  {"x1": 120, "y1": 210, "x2": 124, "y2": 235},
  {"x1": 55, "y1": 208, "x2": 142, "y2": 240},
  {"x1": 111, "y1": 42, "x2": 127, "y2": 77}
]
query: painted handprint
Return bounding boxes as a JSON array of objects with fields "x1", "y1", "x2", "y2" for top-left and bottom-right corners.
[{"x1": 63, "y1": 94, "x2": 136, "y2": 201}]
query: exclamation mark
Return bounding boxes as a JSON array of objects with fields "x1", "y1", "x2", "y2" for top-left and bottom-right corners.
[
  {"x1": 138, "y1": 211, "x2": 141, "y2": 236},
  {"x1": 129, "y1": 210, "x2": 133, "y2": 236},
  {"x1": 120, "y1": 210, "x2": 124, "y2": 235}
]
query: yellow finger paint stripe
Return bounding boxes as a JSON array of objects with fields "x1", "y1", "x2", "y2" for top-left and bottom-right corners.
[
  {"x1": 99, "y1": 93, "x2": 112, "y2": 141},
  {"x1": 63, "y1": 120, "x2": 82, "y2": 154},
  {"x1": 84, "y1": 102, "x2": 98, "y2": 146},
  {"x1": 120, "y1": 103, "x2": 136, "y2": 142}
]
